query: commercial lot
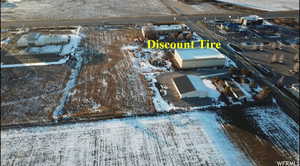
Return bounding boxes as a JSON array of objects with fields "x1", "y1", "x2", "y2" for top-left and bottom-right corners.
[{"x1": 202, "y1": 16, "x2": 299, "y2": 87}]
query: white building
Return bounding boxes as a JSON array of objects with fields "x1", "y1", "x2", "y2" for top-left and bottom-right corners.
[
  {"x1": 174, "y1": 48, "x2": 226, "y2": 69},
  {"x1": 172, "y1": 75, "x2": 220, "y2": 99}
]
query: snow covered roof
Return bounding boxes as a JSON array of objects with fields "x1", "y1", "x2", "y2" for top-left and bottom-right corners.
[
  {"x1": 16, "y1": 33, "x2": 69, "y2": 47},
  {"x1": 34, "y1": 34, "x2": 69, "y2": 46},
  {"x1": 27, "y1": 45, "x2": 62, "y2": 55},
  {"x1": 175, "y1": 48, "x2": 226, "y2": 61},
  {"x1": 173, "y1": 75, "x2": 220, "y2": 98},
  {"x1": 16, "y1": 33, "x2": 39, "y2": 47},
  {"x1": 152, "y1": 24, "x2": 183, "y2": 31},
  {"x1": 142, "y1": 24, "x2": 184, "y2": 32}
]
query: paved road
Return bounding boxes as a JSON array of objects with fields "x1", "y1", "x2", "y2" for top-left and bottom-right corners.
[{"x1": 1, "y1": 10, "x2": 298, "y2": 28}]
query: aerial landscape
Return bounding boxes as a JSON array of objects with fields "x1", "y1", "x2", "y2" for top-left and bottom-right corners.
[{"x1": 1, "y1": 0, "x2": 299, "y2": 165}]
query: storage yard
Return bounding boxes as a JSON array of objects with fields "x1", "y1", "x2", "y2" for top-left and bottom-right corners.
[{"x1": 202, "y1": 15, "x2": 299, "y2": 100}]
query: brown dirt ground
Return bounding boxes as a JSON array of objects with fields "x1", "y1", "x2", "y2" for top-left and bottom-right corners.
[
  {"x1": 63, "y1": 27, "x2": 155, "y2": 119},
  {"x1": 1, "y1": 65, "x2": 71, "y2": 126}
]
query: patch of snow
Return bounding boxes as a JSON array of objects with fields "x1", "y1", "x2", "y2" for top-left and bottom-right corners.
[
  {"x1": 16, "y1": 28, "x2": 29, "y2": 34},
  {"x1": 0, "y1": 57, "x2": 68, "y2": 68},
  {"x1": 203, "y1": 79, "x2": 221, "y2": 99},
  {"x1": 60, "y1": 34, "x2": 82, "y2": 56},
  {"x1": 101, "y1": 79, "x2": 108, "y2": 87},
  {"x1": 233, "y1": 80, "x2": 252, "y2": 99},
  {"x1": 1, "y1": 37, "x2": 11, "y2": 45},
  {"x1": 225, "y1": 56, "x2": 237, "y2": 67},
  {"x1": 146, "y1": 73, "x2": 175, "y2": 112},
  {"x1": 122, "y1": 45, "x2": 140, "y2": 50},
  {"x1": 52, "y1": 53, "x2": 83, "y2": 120},
  {"x1": 52, "y1": 26, "x2": 83, "y2": 120},
  {"x1": 91, "y1": 102, "x2": 101, "y2": 112}
]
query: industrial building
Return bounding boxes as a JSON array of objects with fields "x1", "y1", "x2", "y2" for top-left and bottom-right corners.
[
  {"x1": 174, "y1": 48, "x2": 226, "y2": 69},
  {"x1": 172, "y1": 75, "x2": 220, "y2": 99}
]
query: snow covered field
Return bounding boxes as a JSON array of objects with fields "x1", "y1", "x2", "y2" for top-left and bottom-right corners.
[
  {"x1": 217, "y1": 0, "x2": 299, "y2": 11},
  {"x1": 1, "y1": 0, "x2": 171, "y2": 21},
  {"x1": 1, "y1": 111, "x2": 251, "y2": 166}
]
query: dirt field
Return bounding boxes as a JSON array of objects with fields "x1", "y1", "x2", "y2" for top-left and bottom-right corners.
[
  {"x1": 1, "y1": 26, "x2": 156, "y2": 125},
  {"x1": 219, "y1": 105, "x2": 299, "y2": 166},
  {"x1": 1, "y1": 0, "x2": 171, "y2": 21},
  {"x1": 63, "y1": 26, "x2": 154, "y2": 120},
  {"x1": 1, "y1": 65, "x2": 71, "y2": 126}
]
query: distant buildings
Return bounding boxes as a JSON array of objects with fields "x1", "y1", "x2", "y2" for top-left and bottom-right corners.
[{"x1": 174, "y1": 48, "x2": 226, "y2": 69}]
